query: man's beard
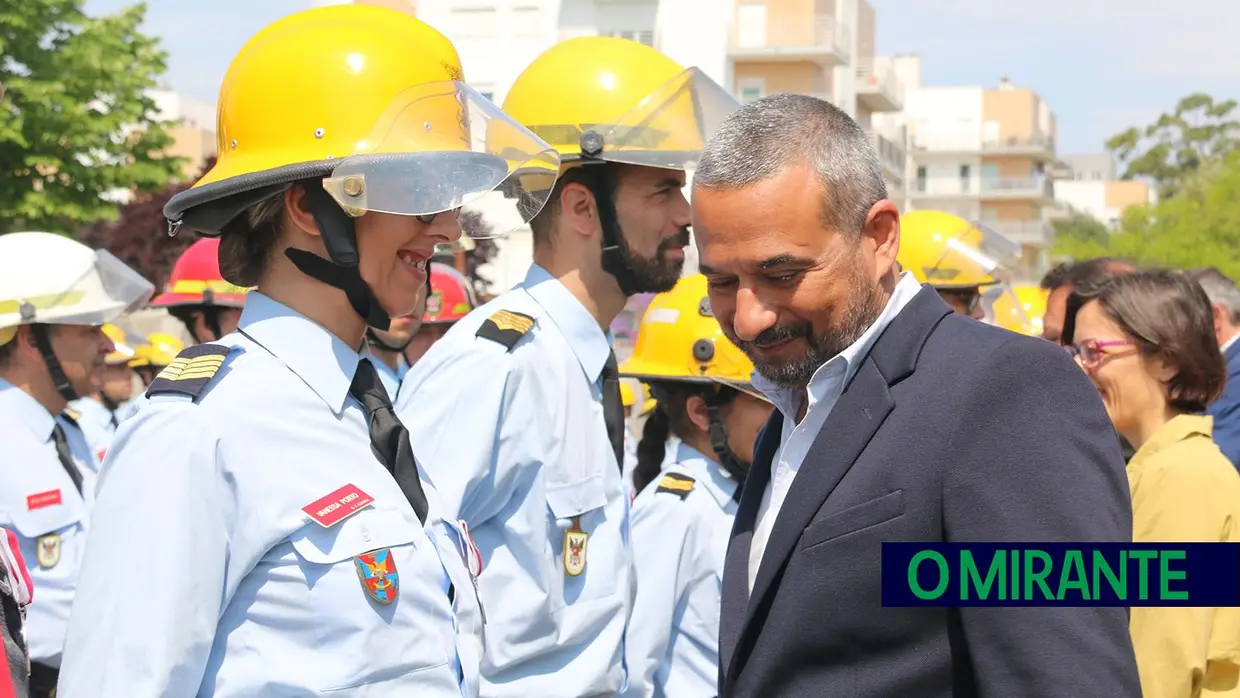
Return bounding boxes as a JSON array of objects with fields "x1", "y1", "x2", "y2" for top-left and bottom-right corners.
[
  {"x1": 736, "y1": 255, "x2": 885, "y2": 389},
  {"x1": 617, "y1": 226, "x2": 690, "y2": 294}
]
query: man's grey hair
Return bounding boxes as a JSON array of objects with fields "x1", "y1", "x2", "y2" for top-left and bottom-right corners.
[
  {"x1": 1189, "y1": 267, "x2": 1240, "y2": 324},
  {"x1": 693, "y1": 92, "x2": 887, "y2": 236}
]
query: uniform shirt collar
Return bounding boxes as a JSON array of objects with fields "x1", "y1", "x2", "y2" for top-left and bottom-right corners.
[
  {"x1": 237, "y1": 292, "x2": 365, "y2": 414},
  {"x1": 753, "y1": 271, "x2": 922, "y2": 419},
  {"x1": 522, "y1": 263, "x2": 612, "y2": 382},
  {"x1": 675, "y1": 441, "x2": 739, "y2": 509},
  {"x1": 0, "y1": 376, "x2": 55, "y2": 440}
]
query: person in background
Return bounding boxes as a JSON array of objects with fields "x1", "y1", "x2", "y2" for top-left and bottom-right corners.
[
  {"x1": 0, "y1": 232, "x2": 153, "y2": 698},
  {"x1": 363, "y1": 287, "x2": 427, "y2": 400},
  {"x1": 125, "y1": 333, "x2": 185, "y2": 389},
  {"x1": 1188, "y1": 267, "x2": 1240, "y2": 469},
  {"x1": 67, "y1": 323, "x2": 138, "y2": 461},
  {"x1": 1041, "y1": 257, "x2": 1139, "y2": 461},
  {"x1": 0, "y1": 528, "x2": 33, "y2": 698},
  {"x1": 894, "y1": 210, "x2": 1006, "y2": 320},
  {"x1": 151, "y1": 237, "x2": 249, "y2": 345},
  {"x1": 619, "y1": 274, "x2": 772, "y2": 698},
  {"x1": 1065, "y1": 268, "x2": 1240, "y2": 697},
  {"x1": 1040, "y1": 257, "x2": 1136, "y2": 344},
  {"x1": 693, "y1": 93, "x2": 1138, "y2": 698},
  {"x1": 402, "y1": 263, "x2": 476, "y2": 369},
  {"x1": 395, "y1": 36, "x2": 737, "y2": 698}
]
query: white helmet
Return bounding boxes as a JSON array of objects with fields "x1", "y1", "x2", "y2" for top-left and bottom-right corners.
[{"x1": 0, "y1": 232, "x2": 154, "y2": 346}]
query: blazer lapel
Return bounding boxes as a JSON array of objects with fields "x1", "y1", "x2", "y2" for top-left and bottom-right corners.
[
  {"x1": 720, "y1": 410, "x2": 783, "y2": 679},
  {"x1": 733, "y1": 285, "x2": 952, "y2": 668},
  {"x1": 743, "y1": 358, "x2": 895, "y2": 619}
]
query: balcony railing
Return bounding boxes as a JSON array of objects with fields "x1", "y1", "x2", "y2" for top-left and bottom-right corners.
[
  {"x1": 864, "y1": 128, "x2": 906, "y2": 174},
  {"x1": 980, "y1": 176, "x2": 1053, "y2": 199},
  {"x1": 729, "y1": 14, "x2": 850, "y2": 64},
  {"x1": 855, "y1": 58, "x2": 903, "y2": 110},
  {"x1": 979, "y1": 220, "x2": 1053, "y2": 245},
  {"x1": 981, "y1": 133, "x2": 1055, "y2": 153},
  {"x1": 910, "y1": 176, "x2": 1053, "y2": 199}
]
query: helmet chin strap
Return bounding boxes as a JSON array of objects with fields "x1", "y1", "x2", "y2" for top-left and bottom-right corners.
[
  {"x1": 582, "y1": 169, "x2": 644, "y2": 297},
  {"x1": 283, "y1": 185, "x2": 392, "y2": 331},
  {"x1": 30, "y1": 325, "x2": 78, "y2": 403},
  {"x1": 704, "y1": 393, "x2": 748, "y2": 502}
]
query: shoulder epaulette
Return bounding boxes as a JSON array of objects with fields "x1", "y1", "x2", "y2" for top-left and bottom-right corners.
[
  {"x1": 61, "y1": 408, "x2": 80, "y2": 425},
  {"x1": 145, "y1": 343, "x2": 230, "y2": 401},
  {"x1": 655, "y1": 471, "x2": 696, "y2": 500},
  {"x1": 476, "y1": 310, "x2": 535, "y2": 351}
]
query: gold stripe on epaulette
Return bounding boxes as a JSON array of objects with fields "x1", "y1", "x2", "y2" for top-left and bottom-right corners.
[{"x1": 490, "y1": 310, "x2": 535, "y2": 334}]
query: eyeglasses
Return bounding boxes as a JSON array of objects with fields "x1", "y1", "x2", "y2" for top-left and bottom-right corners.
[{"x1": 1063, "y1": 339, "x2": 1136, "y2": 367}]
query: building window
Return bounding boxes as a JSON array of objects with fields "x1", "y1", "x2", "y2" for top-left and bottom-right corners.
[
  {"x1": 916, "y1": 166, "x2": 927, "y2": 192},
  {"x1": 740, "y1": 86, "x2": 762, "y2": 104},
  {"x1": 603, "y1": 29, "x2": 654, "y2": 46},
  {"x1": 1092, "y1": 170, "x2": 1103, "y2": 181},
  {"x1": 959, "y1": 164, "x2": 970, "y2": 193}
]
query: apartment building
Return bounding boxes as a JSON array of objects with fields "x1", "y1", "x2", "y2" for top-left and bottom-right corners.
[
  {"x1": 728, "y1": 0, "x2": 907, "y2": 205},
  {"x1": 1052, "y1": 153, "x2": 1155, "y2": 228},
  {"x1": 148, "y1": 89, "x2": 217, "y2": 180},
  {"x1": 874, "y1": 57, "x2": 1058, "y2": 280}
]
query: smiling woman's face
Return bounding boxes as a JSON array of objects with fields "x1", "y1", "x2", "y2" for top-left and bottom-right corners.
[
  {"x1": 1071, "y1": 299, "x2": 1169, "y2": 437},
  {"x1": 355, "y1": 211, "x2": 461, "y2": 319}
]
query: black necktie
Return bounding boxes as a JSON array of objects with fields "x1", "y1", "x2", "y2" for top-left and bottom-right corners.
[
  {"x1": 51, "y1": 422, "x2": 84, "y2": 495},
  {"x1": 601, "y1": 351, "x2": 625, "y2": 473},
  {"x1": 349, "y1": 360, "x2": 429, "y2": 525}
]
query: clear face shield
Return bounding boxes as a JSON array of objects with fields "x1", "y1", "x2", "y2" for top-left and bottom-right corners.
[
  {"x1": 575, "y1": 67, "x2": 742, "y2": 171},
  {"x1": 321, "y1": 81, "x2": 562, "y2": 240},
  {"x1": 916, "y1": 218, "x2": 1021, "y2": 290},
  {"x1": 0, "y1": 249, "x2": 154, "y2": 333}
]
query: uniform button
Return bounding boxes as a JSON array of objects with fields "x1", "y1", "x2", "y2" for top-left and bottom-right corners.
[{"x1": 361, "y1": 527, "x2": 372, "y2": 542}]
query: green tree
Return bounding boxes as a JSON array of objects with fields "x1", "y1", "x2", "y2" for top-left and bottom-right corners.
[
  {"x1": 1050, "y1": 210, "x2": 1113, "y2": 260},
  {"x1": 1059, "y1": 150, "x2": 1240, "y2": 279},
  {"x1": 0, "y1": 1, "x2": 183, "y2": 233},
  {"x1": 1106, "y1": 93, "x2": 1240, "y2": 201}
]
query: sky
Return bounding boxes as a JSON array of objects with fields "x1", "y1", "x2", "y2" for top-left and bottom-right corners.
[{"x1": 84, "y1": 0, "x2": 1240, "y2": 155}]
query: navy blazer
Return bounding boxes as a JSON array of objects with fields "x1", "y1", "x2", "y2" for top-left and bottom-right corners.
[
  {"x1": 719, "y1": 286, "x2": 1141, "y2": 698},
  {"x1": 1206, "y1": 340, "x2": 1240, "y2": 470}
]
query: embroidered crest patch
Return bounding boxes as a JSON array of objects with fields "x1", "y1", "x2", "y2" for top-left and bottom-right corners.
[
  {"x1": 564, "y1": 516, "x2": 587, "y2": 577},
  {"x1": 36, "y1": 532, "x2": 61, "y2": 569},
  {"x1": 354, "y1": 548, "x2": 399, "y2": 604}
]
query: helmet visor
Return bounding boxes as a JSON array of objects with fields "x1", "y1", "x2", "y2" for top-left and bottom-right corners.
[
  {"x1": 587, "y1": 67, "x2": 741, "y2": 171},
  {"x1": 321, "y1": 81, "x2": 561, "y2": 238},
  {"x1": 972, "y1": 221, "x2": 1023, "y2": 269},
  {"x1": 0, "y1": 249, "x2": 154, "y2": 329},
  {"x1": 915, "y1": 220, "x2": 1003, "y2": 289},
  {"x1": 982, "y1": 284, "x2": 1029, "y2": 332}
]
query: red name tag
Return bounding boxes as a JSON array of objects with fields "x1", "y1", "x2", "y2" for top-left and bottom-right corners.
[
  {"x1": 302, "y1": 484, "x2": 373, "y2": 528},
  {"x1": 27, "y1": 490, "x2": 62, "y2": 511}
]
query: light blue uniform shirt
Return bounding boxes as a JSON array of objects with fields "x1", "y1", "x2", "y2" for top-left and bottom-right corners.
[
  {"x1": 396, "y1": 263, "x2": 636, "y2": 698},
  {"x1": 0, "y1": 379, "x2": 98, "y2": 667},
  {"x1": 66, "y1": 396, "x2": 117, "y2": 461},
  {"x1": 365, "y1": 353, "x2": 407, "y2": 402},
  {"x1": 58, "y1": 293, "x2": 484, "y2": 697},
  {"x1": 623, "y1": 442, "x2": 736, "y2": 698}
]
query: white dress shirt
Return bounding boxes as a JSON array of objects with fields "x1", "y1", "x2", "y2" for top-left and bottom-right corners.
[{"x1": 747, "y1": 272, "x2": 923, "y2": 591}]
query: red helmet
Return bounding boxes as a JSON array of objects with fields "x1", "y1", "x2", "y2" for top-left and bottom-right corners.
[
  {"x1": 151, "y1": 238, "x2": 250, "y2": 309},
  {"x1": 425, "y1": 263, "x2": 475, "y2": 324}
]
